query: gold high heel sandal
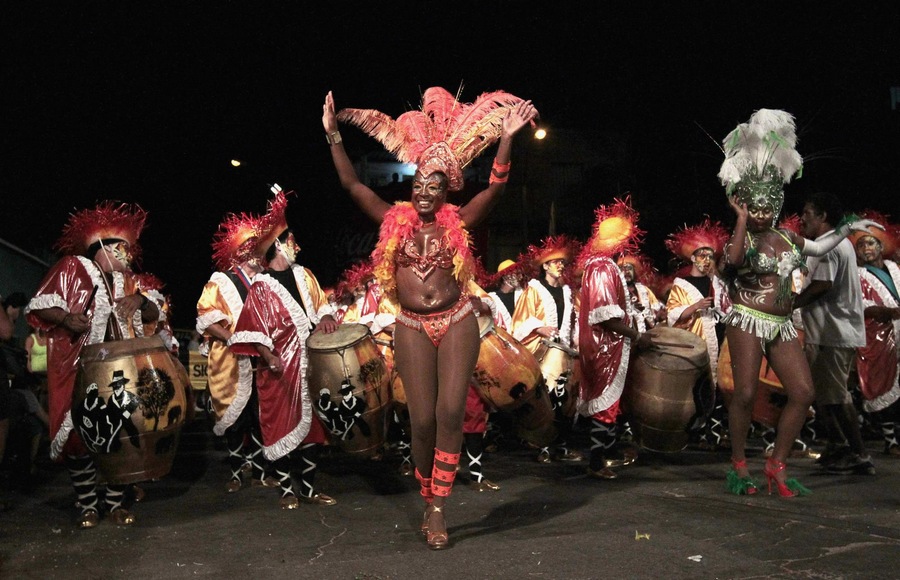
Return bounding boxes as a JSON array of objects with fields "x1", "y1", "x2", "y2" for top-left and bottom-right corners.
[{"x1": 425, "y1": 505, "x2": 449, "y2": 550}]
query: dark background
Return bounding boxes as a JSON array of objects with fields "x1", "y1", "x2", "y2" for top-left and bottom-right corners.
[{"x1": 4, "y1": 2, "x2": 898, "y2": 329}]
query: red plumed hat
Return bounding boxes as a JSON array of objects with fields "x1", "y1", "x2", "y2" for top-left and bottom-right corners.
[
  {"x1": 665, "y1": 217, "x2": 730, "y2": 261},
  {"x1": 55, "y1": 201, "x2": 147, "y2": 258},
  {"x1": 211, "y1": 211, "x2": 263, "y2": 271}
]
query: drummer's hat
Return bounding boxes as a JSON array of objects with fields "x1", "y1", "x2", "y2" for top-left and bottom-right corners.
[
  {"x1": 211, "y1": 206, "x2": 265, "y2": 271},
  {"x1": 109, "y1": 370, "x2": 130, "y2": 388},
  {"x1": 55, "y1": 201, "x2": 147, "y2": 259},
  {"x1": 665, "y1": 218, "x2": 729, "y2": 262},
  {"x1": 256, "y1": 184, "x2": 294, "y2": 258},
  {"x1": 849, "y1": 209, "x2": 898, "y2": 259},
  {"x1": 579, "y1": 195, "x2": 643, "y2": 260}
]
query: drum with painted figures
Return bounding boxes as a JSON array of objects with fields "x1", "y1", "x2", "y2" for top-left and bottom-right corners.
[
  {"x1": 306, "y1": 323, "x2": 390, "y2": 457},
  {"x1": 72, "y1": 334, "x2": 188, "y2": 485}
]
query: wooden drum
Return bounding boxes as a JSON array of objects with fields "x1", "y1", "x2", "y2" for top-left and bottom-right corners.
[
  {"x1": 306, "y1": 323, "x2": 390, "y2": 457},
  {"x1": 471, "y1": 316, "x2": 556, "y2": 447},
  {"x1": 72, "y1": 335, "x2": 188, "y2": 485},
  {"x1": 533, "y1": 338, "x2": 580, "y2": 418},
  {"x1": 623, "y1": 326, "x2": 712, "y2": 453}
]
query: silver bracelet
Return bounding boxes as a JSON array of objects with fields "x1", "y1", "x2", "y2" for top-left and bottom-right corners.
[{"x1": 325, "y1": 130, "x2": 342, "y2": 146}]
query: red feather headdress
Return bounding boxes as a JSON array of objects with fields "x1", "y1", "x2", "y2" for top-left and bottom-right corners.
[
  {"x1": 665, "y1": 217, "x2": 730, "y2": 262},
  {"x1": 777, "y1": 213, "x2": 803, "y2": 236},
  {"x1": 55, "y1": 201, "x2": 147, "y2": 259},
  {"x1": 211, "y1": 211, "x2": 262, "y2": 271},
  {"x1": 337, "y1": 86, "x2": 526, "y2": 191}
]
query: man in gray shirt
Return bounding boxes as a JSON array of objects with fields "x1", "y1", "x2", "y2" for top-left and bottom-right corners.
[{"x1": 795, "y1": 192, "x2": 874, "y2": 474}]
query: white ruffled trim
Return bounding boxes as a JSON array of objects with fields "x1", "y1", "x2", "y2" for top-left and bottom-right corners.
[
  {"x1": 212, "y1": 271, "x2": 245, "y2": 330},
  {"x1": 254, "y1": 272, "x2": 313, "y2": 461},
  {"x1": 50, "y1": 411, "x2": 75, "y2": 461},
  {"x1": 864, "y1": 382, "x2": 900, "y2": 413},
  {"x1": 228, "y1": 330, "x2": 274, "y2": 351},
  {"x1": 291, "y1": 265, "x2": 322, "y2": 327},
  {"x1": 213, "y1": 356, "x2": 253, "y2": 436},
  {"x1": 588, "y1": 304, "x2": 625, "y2": 326},
  {"x1": 76, "y1": 257, "x2": 114, "y2": 346},
  {"x1": 143, "y1": 289, "x2": 166, "y2": 322},
  {"x1": 670, "y1": 277, "x2": 720, "y2": 383},
  {"x1": 25, "y1": 293, "x2": 68, "y2": 315},
  {"x1": 529, "y1": 279, "x2": 558, "y2": 329},
  {"x1": 577, "y1": 337, "x2": 632, "y2": 417},
  {"x1": 196, "y1": 310, "x2": 230, "y2": 335}
]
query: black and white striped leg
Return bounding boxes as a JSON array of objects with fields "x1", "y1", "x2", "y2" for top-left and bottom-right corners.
[
  {"x1": 589, "y1": 419, "x2": 616, "y2": 471},
  {"x1": 66, "y1": 455, "x2": 99, "y2": 514}
]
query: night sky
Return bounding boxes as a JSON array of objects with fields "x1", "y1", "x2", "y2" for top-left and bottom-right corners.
[{"x1": 4, "y1": 3, "x2": 899, "y2": 329}]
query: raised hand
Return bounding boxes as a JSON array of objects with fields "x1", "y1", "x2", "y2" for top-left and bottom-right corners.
[
  {"x1": 322, "y1": 91, "x2": 338, "y2": 133},
  {"x1": 502, "y1": 100, "x2": 539, "y2": 137},
  {"x1": 727, "y1": 194, "x2": 748, "y2": 221}
]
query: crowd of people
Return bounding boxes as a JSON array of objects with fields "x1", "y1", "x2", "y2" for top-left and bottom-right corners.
[{"x1": 2, "y1": 94, "x2": 897, "y2": 551}]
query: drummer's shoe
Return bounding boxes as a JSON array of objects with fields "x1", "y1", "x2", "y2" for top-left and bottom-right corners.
[
  {"x1": 586, "y1": 466, "x2": 618, "y2": 480},
  {"x1": 298, "y1": 493, "x2": 337, "y2": 506},
  {"x1": 77, "y1": 508, "x2": 100, "y2": 529},
  {"x1": 604, "y1": 448, "x2": 637, "y2": 468},
  {"x1": 469, "y1": 478, "x2": 500, "y2": 492},
  {"x1": 398, "y1": 461, "x2": 414, "y2": 476},
  {"x1": 553, "y1": 448, "x2": 584, "y2": 463},
  {"x1": 536, "y1": 448, "x2": 552, "y2": 464},
  {"x1": 130, "y1": 485, "x2": 145, "y2": 503},
  {"x1": 884, "y1": 443, "x2": 900, "y2": 457},
  {"x1": 280, "y1": 494, "x2": 300, "y2": 510},
  {"x1": 225, "y1": 478, "x2": 242, "y2": 493},
  {"x1": 108, "y1": 508, "x2": 136, "y2": 526},
  {"x1": 250, "y1": 475, "x2": 279, "y2": 488}
]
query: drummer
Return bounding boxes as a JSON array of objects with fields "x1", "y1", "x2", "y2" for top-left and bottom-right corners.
[
  {"x1": 484, "y1": 257, "x2": 527, "y2": 332},
  {"x1": 25, "y1": 202, "x2": 159, "y2": 528},
  {"x1": 512, "y1": 235, "x2": 584, "y2": 464},
  {"x1": 196, "y1": 204, "x2": 277, "y2": 494},
  {"x1": 617, "y1": 254, "x2": 666, "y2": 333},
  {"x1": 575, "y1": 197, "x2": 654, "y2": 479},
  {"x1": 664, "y1": 219, "x2": 732, "y2": 450},
  {"x1": 228, "y1": 187, "x2": 340, "y2": 509}
]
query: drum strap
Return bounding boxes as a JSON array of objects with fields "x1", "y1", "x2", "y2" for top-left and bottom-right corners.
[{"x1": 228, "y1": 268, "x2": 251, "y2": 302}]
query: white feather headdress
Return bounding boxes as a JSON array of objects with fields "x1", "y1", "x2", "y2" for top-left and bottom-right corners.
[{"x1": 717, "y1": 109, "x2": 803, "y2": 214}]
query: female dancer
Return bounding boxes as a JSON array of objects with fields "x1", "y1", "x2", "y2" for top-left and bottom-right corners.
[
  {"x1": 322, "y1": 88, "x2": 537, "y2": 547},
  {"x1": 720, "y1": 109, "x2": 880, "y2": 497}
]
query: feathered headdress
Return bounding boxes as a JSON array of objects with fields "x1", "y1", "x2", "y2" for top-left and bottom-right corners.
[
  {"x1": 333, "y1": 260, "x2": 375, "y2": 304},
  {"x1": 849, "y1": 209, "x2": 898, "y2": 258},
  {"x1": 210, "y1": 211, "x2": 262, "y2": 271},
  {"x1": 337, "y1": 86, "x2": 526, "y2": 191},
  {"x1": 576, "y1": 196, "x2": 643, "y2": 268},
  {"x1": 255, "y1": 184, "x2": 293, "y2": 257},
  {"x1": 665, "y1": 217, "x2": 730, "y2": 262},
  {"x1": 55, "y1": 201, "x2": 148, "y2": 259},
  {"x1": 777, "y1": 213, "x2": 803, "y2": 236},
  {"x1": 718, "y1": 109, "x2": 803, "y2": 218}
]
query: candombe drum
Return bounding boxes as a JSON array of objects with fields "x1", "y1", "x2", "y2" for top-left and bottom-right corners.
[
  {"x1": 306, "y1": 323, "x2": 390, "y2": 457},
  {"x1": 72, "y1": 334, "x2": 188, "y2": 484},
  {"x1": 533, "y1": 338, "x2": 580, "y2": 418},
  {"x1": 623, "y1": 326, "x2": 712, "y2": 453},
  {"x1": 471, "y1": 315, "x2": 556, "y2": 447}
]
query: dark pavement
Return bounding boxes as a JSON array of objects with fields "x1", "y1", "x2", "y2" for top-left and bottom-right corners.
[{"x1": 2, "y1": 414, "x2": 899, "y2": 580}]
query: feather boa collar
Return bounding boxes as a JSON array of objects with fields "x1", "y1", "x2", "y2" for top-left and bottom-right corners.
[{"x1": 371, "y1": 202, "x2": 474, "y2": 299}]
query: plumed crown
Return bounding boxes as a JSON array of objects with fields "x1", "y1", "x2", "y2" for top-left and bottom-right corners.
[
  {"x1": 55, "y1": 201, "x2": 147, "y2": 258},
  {"x1": 718, "y1": 109, "x2": 803, "y2": 213},
  {"x1": 337, "y1": 86, "x2": 526, "y2": 191},
  {"x1": 577, "y1": 196, "x2": 644, "y2": 263}
]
